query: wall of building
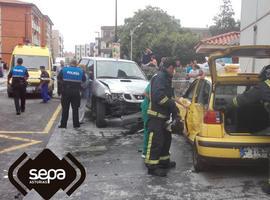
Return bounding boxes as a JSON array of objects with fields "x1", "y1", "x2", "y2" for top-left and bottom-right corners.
[
  {"x1": 0, "y1": 5, "x2": 31, "y2": 64},
  {"x1": 52, "y1": 30, "x2": 63, "y2": 60},
  {"x1": 240, "y1": 0, "x2": 270, "y2": 72},
  {"x1": 0, "y1": 3, "x2": 53, "y2": 66}
]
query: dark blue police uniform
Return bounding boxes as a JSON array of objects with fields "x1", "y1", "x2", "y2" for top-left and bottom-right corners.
[
  {"x1": 57, "y1": 66, "x2": 86, "y2": 128},
  {"x1": 8, "y1": 65, "x2": 29, "y2": 114}
]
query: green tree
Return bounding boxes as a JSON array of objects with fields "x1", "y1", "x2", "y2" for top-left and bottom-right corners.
[
  {"x1": 119, "y1": 6, "x2": 179, "y2": 61},
  {"x1": 119, "y1": 6, "x2": 202, "y2": 64},
  {"x1": 209, "y1": 0, "x2": 240, "y2": 36}
]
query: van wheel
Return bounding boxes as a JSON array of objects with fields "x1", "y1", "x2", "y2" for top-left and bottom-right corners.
[
  {"x1": 193, "y1": 141, "x2": 209, "y2": 172},
  {"x1": 96, "y1": 101, "x2": 106, "y2": 128}
]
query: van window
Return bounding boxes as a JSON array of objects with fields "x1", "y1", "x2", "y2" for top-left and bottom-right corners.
[
  {"x1": 79, "y1": 59, "x2": 89, "y2": 66},
  {"x1": 14, "y1": 55, "x2": 49, "y2": 69}
]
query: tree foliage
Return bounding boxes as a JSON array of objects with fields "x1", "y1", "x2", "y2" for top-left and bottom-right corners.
[
  {"x1": 119, "y1": 6, "x2": 202, "y2": 64},
  {"x1": 209, "y1": 0, "x2": 240, "y2": 36}
]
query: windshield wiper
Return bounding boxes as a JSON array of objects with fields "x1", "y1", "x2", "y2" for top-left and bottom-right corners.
[{"x1": 98, "y1": 76, "x2": 117, "y2": 79}]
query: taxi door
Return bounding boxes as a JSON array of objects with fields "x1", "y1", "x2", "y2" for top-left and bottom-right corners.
[{"x1": 182, "y1": 80, "x2": 205, "y2": 142}]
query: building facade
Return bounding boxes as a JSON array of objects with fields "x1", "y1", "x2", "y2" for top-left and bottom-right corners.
[
  {"x1": 0, "y1": 0, "x2": 53, "y2": 65},
  {"x1": 75, "y1": 43, "x2": 95, "y2": 60},
  {"x1": 100, "y1": 26, "x2": 115, "y2": 57},
  {"x1": 42, "y1": 15, "x2": 53, "y2": 51},
  {"x1": 63, "y1": 51, "x2": 75, "y2": 64},
  {"x1": 52, "y1": 29, "x2": 64, "y2": 60},
  {"x1": 240, "y1": 0, "x2": 270, "y2": 72}
]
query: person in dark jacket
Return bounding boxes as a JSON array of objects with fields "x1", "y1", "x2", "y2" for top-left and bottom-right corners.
[
  {"x1": 7, "y1": 58, "x2": 29, "y2": 115},
  {"x1": 225, "y1": 65, "x2": 270, "y2": 110},
  {"x1": 39, "y1": 66, "x2": 51, "y2": 103},
  {"x1": 57, "y1": 59, "x2": 86, "y2": 128},
  {"x1": 145, "y1": 58, "x2": 180, "y2": 177}
]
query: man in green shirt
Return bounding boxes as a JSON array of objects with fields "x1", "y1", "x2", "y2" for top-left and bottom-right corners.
[{"x1": 141, "y1": 83, "x2": 150, "y2": 158}]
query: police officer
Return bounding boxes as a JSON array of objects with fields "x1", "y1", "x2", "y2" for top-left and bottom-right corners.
[
  {"x1": 7, "y1": 58, "x2": 29, "y2": 115},
  {"x1": 145, "y1": 58, "x2": 180, "y2": 177},
  {"x1": 58, "y1": 59, "x2": 86, "y2": 128},
  {"x1": 224, "y1": 65, "x2": 270, "y2": 194}
]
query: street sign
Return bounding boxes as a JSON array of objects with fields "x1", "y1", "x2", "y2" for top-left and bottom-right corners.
[{"x1": 112, "y1": 43, "x2": 120, "y2": 59}]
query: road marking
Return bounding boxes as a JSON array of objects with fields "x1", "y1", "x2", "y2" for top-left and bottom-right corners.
[
  {"x1": 0, "y1": 104, "x2": 62, "y2": 134},
  {"x1": 0, "y1": 134, "x2": 42, "y2": 154},
  {"x1": 43, "y1": 104, "x2": 62, "y2": 133}
]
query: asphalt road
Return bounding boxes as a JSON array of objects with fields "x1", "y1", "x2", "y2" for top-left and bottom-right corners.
[
  {"x1": 25, "y1": 117, "x2": 269, "y2": 200},
  {"x1": 0, "y1": 81, "x2": 61, "y2": 200}
]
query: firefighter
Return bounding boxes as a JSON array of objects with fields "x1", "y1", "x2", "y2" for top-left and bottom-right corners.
[
  {"x1": 224, "y1": 65, "x2": 270, "y2": 194},
  {"x1": 58, "y1": 59, "x2": 86, "y2": 128},
  {"x1": 145, "y1": 58, "x2": 180, "y2": 177},
  {"x1": 7, "y1": 58, "x2": 29, "y2": 115},
  {"x1": 226, "y1": 65, "x2": 270, "y2": 109}
]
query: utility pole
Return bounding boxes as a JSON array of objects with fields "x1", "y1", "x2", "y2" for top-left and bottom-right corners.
[
  {"x1": 130, "y1": 30, "x2": 133, "y2": 60},
  {"x1": 114, "y1": 0, "x2": 118, "y2": 42},
  {"x1": 130, "y1": 22, "x2": 143, "y2": 61}
]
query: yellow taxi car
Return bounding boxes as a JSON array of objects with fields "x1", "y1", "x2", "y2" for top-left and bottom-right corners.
[
  {"x1": 177, "y1": 45, "x2": 270, "y2": 171},
  {"x1": 7, "y1": 44, "x2": 54, "y2": 97}
]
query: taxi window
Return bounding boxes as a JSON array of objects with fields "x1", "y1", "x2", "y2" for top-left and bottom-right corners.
[
  {"x1": 197, "y1": 80, "x2": 211, "y2": 106},
  {"x1": 183, "y1": 80, "x2": 198, "y2": 101},
  {"x1": 194, "y1": 80, "x2": 204, "y2": 103}
]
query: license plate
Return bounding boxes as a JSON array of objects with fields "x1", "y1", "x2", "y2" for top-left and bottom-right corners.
[
  {"x1": 240, "y1": 147, "x2": 270, "y2": 159},
  {"x1": 26, "y1": 86, "x2": 36, "y2": 93}
]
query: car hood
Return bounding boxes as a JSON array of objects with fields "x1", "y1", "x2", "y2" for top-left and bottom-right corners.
[{"x1": 98, "y1": 78, "x2": 148, "y2": 94}]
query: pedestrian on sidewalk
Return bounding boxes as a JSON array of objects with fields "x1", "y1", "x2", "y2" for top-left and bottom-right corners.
[
  {"x1": 58, "y1": 59, "x2": 86, "y2": 128},
  {"x1": 7, "y1": 58, "x2": 29, "y2": 115},
  {"x1": 39, "y1": 65, "x2": 51, "y2": 103},
  {"x1": 57, "y1": 60, "x2": 65, "y2": 96}
]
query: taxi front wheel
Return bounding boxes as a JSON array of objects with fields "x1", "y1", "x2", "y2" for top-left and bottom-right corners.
[{"x1": 193, "y1": 141, "x2": 209, "y2": 172}]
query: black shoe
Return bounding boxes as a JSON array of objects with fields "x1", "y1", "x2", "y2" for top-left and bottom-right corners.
[
  {"x1": 74, "y1": 125, "x2": 80, "y2": 128},
  {"x1": 21, "y1": 109, "x2": 25, "y2": 113},
  {"x1": 159, "y1": 161, "x2": 176, "y2": 169},
  {"x1": 58, "y1": 125, "x2": 66, "y2": 129},
  {"x1": 16, "y1": 112, "x2": 21, "y2": 115},
  {"x1": 148, "y1": 168, "x2": 167, "y2": 177}
]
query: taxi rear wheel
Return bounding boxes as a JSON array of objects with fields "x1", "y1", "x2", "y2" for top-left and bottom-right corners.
[{"x1": 193, "y1": 141, "x2": 209, "y2": 172}]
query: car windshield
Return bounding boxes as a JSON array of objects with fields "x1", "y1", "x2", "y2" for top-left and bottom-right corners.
[
  {"x1": 96, "y1": 60, "x2": 146, "y2": 80},
  {"x1": 14, "y1": 55, "x2": 49, "y2": 70}
]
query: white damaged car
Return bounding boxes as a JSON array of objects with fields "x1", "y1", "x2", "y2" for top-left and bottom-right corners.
[{"x1": 78, "y1": 57, "x2": 149, "y2": 127}]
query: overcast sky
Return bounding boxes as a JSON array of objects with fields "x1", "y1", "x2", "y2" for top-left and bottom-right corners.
[{"x1": 25, "y1": 0, "x2": 241, "y2": 52}]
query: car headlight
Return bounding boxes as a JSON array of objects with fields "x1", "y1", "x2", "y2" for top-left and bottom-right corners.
[{"x1": 105, "y1": 93, "x2": 112, "y2": 102}]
